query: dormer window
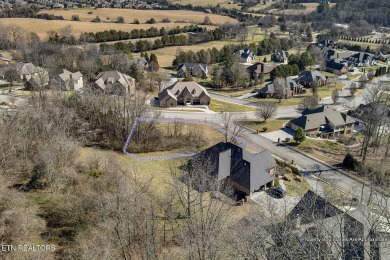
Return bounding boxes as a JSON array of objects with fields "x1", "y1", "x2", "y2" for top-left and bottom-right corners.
[{"x1": 191, "y1": 89, "x2": 196, "y2": 94}]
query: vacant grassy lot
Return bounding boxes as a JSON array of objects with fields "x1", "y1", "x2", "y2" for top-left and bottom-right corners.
[
  {"x1": 39, "y1": 8, "x2": 237, "y2": 24},
  {"x1": 239, "y1": 119, "x2": 289, "y2": 132},
  {"x1": 284, "y1": 179, "x2": 310, "y2": 197},
  {"x1": 0, "y1": 18, "x2": 216, "y2": 39},
  {"x1": 209, "y1": 99, "x2": 256, "y2": 112}
]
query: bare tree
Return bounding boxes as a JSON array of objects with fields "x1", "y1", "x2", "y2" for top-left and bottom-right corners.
[
  {"x1": 301, "y1": 95, "x2": 319, "y2": 109},
  {"x1": 273, "y1": 77, "x2": 290, "y2": 102},
  {"x1": 331, "y1": 88, "x2": 339, "y2": 104},
  {"x1": 349, "y1": 82, "x2": 358, "y2": 96},
  {"x1": 255, "y1": 102, "x2": 277, "y2": 122},
  {"x1": 169, "y1": 156, "x2": 233, "y2": 260},
  {"x1": 7, "y1": 24, "x2": 25, "y2": 48},
  {"x1": 217, "y1": 109, "x2": 247, "y2": 143}
]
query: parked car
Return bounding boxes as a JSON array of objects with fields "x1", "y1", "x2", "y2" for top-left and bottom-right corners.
[{"x1": 269, "y1": 186, "x2": 285, "y2": 198}]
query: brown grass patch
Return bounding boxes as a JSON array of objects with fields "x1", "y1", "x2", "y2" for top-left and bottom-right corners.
[
  {"x1": 0, "y1": 18, "x2": 219, "y2": 40},
  {"x1": 38, "y1": 8, "x2": 237, "y2": 24}
]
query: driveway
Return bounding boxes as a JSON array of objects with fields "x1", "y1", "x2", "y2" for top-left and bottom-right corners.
[
  {"x1": 260, "y1": 128, "x2": 295, "y2": 142},
  {"x1": 251, "y1": 191, "x2": 300, "y2": 218}
]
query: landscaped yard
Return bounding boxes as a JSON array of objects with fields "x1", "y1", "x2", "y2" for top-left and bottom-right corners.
[
  {"x1": 239, "y1": 119, "x2": 290, "y2": 132},
  {"x1": 209, "y1": 99, "x2": 256, "y2": 112},
  {"x1": 284, "y1": 179, "x2": 310, "y2": 197}
]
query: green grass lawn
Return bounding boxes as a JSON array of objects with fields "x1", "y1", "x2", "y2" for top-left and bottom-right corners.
[
  {"x1": 295, "y1": 138, "x2": 346, "y2": 153},
  {"x1": 209, "y1": 99, "x2": 256, "y2": 112},
  {"x1": 239, "y1": 119, "x2": 289, "y2": 132},
  {"x1": 284, "y1": 179, "x2": 310, "y2": 197}
]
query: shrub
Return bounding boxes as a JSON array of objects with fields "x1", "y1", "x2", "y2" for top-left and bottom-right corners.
[
  {"x1": 71, "y1": 14, "x2": 80, "y2": 21},
  {"x1": 294, "y1": 127, "x2": 305, "y2": 143},
  {"x1": 263, "y1": 127, "x2": 268, "y2": 132},
  {"x1": 284, "y1": 173, "x2": 293, "y2": 181},
  {"x1": 295, "y1": 175, "x2": 303, "y2": 182},
  {"x1": 87, "y1": 11, "x2": 93, "y2": 14},
  {"x1": 91, "y1": 16, "x2": 101, "y2": 22},
  {"x1": 146, "y1": 18, "x2": 156, "y2": 24},
  {"x1": 285, "y1": 137, "x2": 291, "y2": 142},
  {"x1": 343, "y1": 153, "x2": 361, "y2": 171},
  {"x1": 162, "y1": 17, "x2": 171, "y2": 23},
  {"x1": 116, "y1": 16, "x2": 125, "y2": 23},
  {"x1": 290, "y1": 166, "x2": 300, "y2": 176},
  {"x1": 133, "y1": 19, "x2": 140, "y2": 24},
  {"x1": 85, "y1": 169, "x2": 104, "y2": 178},
  {"x1": 284, "y1": 167, "x2": 292, "y2": 174},
  {"x1": 274, "y1": 178, "x2": 280, "y2": 187}
]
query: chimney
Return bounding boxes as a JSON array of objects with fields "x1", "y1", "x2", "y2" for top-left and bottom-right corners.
[{"x1": 295, "y1": 214, "x2": 301, "y2": 229}]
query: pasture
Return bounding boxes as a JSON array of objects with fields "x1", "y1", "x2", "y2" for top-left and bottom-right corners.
[
  {"x1": 0, "y1": 18, "x2": 216, "y2": 40},
  {"x1": 38, "y1": 8, "x2": 237, "y2": 24}
]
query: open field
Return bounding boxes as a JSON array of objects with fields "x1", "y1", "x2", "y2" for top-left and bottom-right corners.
[
  {"x1": 38, "y1": 8, "x2": 237, "y2": 24},
  {"x1": 209, "y1": 99, "x2": 256, "y2": 112},
  {"x1": 0, "y1": 18, "x2": 217, "y2": 40},
  {"x1": 268, "y1": 3, "x2": 336, "y2": 15}
]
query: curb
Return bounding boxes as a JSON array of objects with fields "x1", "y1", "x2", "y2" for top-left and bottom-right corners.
[{"x1": 240, "y1": 123, "x2": 390, "y2": 198}]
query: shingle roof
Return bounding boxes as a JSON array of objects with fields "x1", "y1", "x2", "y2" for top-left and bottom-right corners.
[
  {"x1": 158, "y1": 81, "x2": 210, "y2": 101},
  {"x1": 58, "y1": 69, "x2": 82, "y2": 82},
  {"x1": 178, "y1": 63, "x2": 208, "y2": 74},
  {"x1": 95, "y1": 71, "x2": 135, "y2": 91},
  {"x1": 298, "y1": 70, "x2": 326, "y2": 83},
  {"x1": 292, "y1": 105, "x2": 356, "y2": 130},
  {"x1": 195, "y1": 142, "x2": 276, "y2": 192}
]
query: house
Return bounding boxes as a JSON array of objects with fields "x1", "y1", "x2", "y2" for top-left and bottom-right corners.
[
  {"x1": 267, "y1": 190, "x2": 390, "y2": 259},
  {"x1": 158, "y1": 81, "x2": 210, "y2": 107},
  {"x1": 94, "y1": 71, "x2": 135, "y2": 95},
  {"x1": 51, "y1": 69, "x2": 83, "y2": 91},
  {"x1": 256, "y1": 78, "x2": 303, "y2": 98},
  {"x1": 289, "y1": 105, "x2": 356, "y2": 137},
  {"x1": 326, "y1": 60, "x2": 349, "y2": 74},
  {"x1": 194, "y1": 142, "x2": 277, "y2": 196},
  {"x1": 0, "y1": 54, "x2": 11, "y2": 65},
  {"x1": 13, "y1": 62, "x2": 48, "y2": 81},
  {"x1": 271, "y1": 50, "x2": 289, "y2": 64},
  {"x1": 347, "y1": 52, "x2": 376, "y2": 67},
  {"x1": 247, "y1": 62, "x2": 276, "y2": 79},
  {"x1": 297, "y1": 70, "x2": 327, "y2": 87},
  {"x1": 130, "y1": 57, "x2": 148, "y2": 71},
  {"x1": 233, "y1": 48, "x2": 256, "y2": 63},
  {"x1": 375, "y1": 52, "x2": 390, "y2": 63},
  {"x1": 177, "y1": 63, "x2": 208, "y2": 78}
]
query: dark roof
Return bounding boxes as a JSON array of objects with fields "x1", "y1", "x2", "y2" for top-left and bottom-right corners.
[
  {"x1": 178, "y1": 63, "x2": 208, "y2": 73},
  {"x1": 326, "y1": 60, "x2": 346, "y2": 71},
  {"x1": 234, "y1": 48, "x2": 253, "y2": 59},
  {"x1": 287, "y1": 190, "x2": 343, "y2": 224},
  {"x1": 298, "y1": 71, "x2": 326, "y2": 83},
  {"x1": 195, "y1": 142, "x2": 276, "y2": 192},
  {"x1": 247, "y1": 62, "x2": 276, "y2": 74}
]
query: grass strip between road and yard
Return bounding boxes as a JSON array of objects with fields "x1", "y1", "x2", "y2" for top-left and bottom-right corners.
[{"x1": 209, "y1": 99, "x2": 256, "y2": 112}]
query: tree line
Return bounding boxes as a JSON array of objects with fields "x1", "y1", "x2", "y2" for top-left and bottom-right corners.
[
  {"x1": 78, "y1": 25, "x2": 206, "y2": 43},
  {"x1": 0, "y1": 6, "x2": 64, "y2": 20},
  {"x1": 98, "y1": 27, "x2": 229, "y2": 54},
  {"x1": 172, "y1": 33, "x2": 297, "y2": 67}
]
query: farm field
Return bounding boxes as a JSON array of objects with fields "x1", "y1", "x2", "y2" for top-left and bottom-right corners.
[
  {"x1": 38, "y1": 8, "x2": 238, "y2": 24},
  {"x1": 268, "y1": 3, "x2": 336, "y2": 15},
  {"x1": 0, "y1": 18, "x2": 215, "y2": 39}
]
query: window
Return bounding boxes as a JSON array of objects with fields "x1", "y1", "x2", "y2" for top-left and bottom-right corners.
[{"x1": 191, "y1": 89, "x2": 196, "y2": 94}]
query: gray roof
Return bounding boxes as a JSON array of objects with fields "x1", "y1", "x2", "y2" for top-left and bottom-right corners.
[
  {"x1": 291, "y1": 105, "x2": 356, "y2": 130},
  {"x1": 58, "y1": 69, "x2": 82, "y2": 82},
  {"x1": 158, "y1": 81, "x2": 210, "y2": 102},
  {"x1": 178, "y1": 63, "x2": 208, "y2": 74},
  {"x1": 298, "y1": 70, "x2": 326, "y2": 83},
  {"x1": 196, "y1": 142, "x2": 276, "y2": 193},
  {"x1": 234, "y1": 48, "x2": 253, "y2": 59},
  {"x1": 95, "y1": 71, "x2": 135, "y2": 91},
  {"x1": 14, "y1": 62, "x2": 46, "y2": 75},
  {"x1": 259, "y1": 78, "x2": 302, "y2": 94}
]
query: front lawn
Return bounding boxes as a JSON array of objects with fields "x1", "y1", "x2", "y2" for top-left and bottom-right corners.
[
  {"x1": 239, "y1": 119, "x2": 289, "y2": 132},
  {"x1": 209, "y1": 99, "x2": 256, "y2": 112},
  {"x1": 284, "y1": 180, "x2": 311, "y2": 197}
]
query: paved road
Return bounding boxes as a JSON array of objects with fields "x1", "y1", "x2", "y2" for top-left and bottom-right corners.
[{"x1": 159, "y1": 110, "x2": 390, "y2": 211}]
